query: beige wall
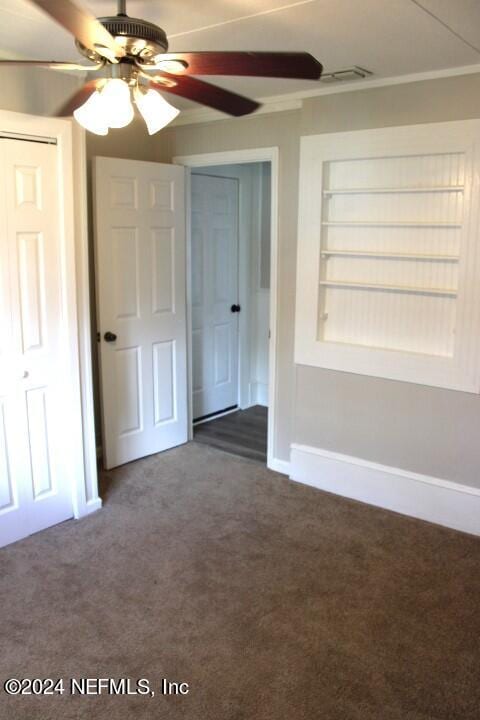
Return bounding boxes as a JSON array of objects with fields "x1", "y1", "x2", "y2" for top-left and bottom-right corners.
[
  {"x1": 0, "y1": 66, "x2": 80, "y2": 116},
  {"x1": 153, "y1": 72, "x2": 480, "y2": 487},
  {"x1": 86, "y1": 117, "x2": 156, "y2": 163}
]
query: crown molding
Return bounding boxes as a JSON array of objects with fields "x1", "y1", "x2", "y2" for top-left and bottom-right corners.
[{"x1": 171, "y1": 62, "x2": 480, "y2": 128}]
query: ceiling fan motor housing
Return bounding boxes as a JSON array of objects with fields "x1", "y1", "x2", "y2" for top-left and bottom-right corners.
[{"x1": 76, "y1": 15, "x2": 169, "y2": 62}]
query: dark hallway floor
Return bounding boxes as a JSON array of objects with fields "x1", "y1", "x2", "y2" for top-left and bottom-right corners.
[{"x1": 193, "y1": 404, "x2": 268, "y2": 463}]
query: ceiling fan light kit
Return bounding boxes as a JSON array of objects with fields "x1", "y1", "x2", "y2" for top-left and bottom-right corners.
[
  {"x1": 72, "y1": 63, "x2": 181, "y2": 135},
  {"x1": 4, "y1": 0, "x2": 323, "y2": 135}
]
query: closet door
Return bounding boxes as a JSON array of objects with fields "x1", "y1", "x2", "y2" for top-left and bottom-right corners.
[
  {"x1": 0, "y1": 139, "x2": 74, "y2": 547},
  {"x1": 191, "y1": 174, "x2": 239, "y2": 420}
]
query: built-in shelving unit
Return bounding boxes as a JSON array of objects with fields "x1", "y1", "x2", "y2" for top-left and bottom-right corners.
[{"x1": 296, "y1": 122, "x2": 480, "y2": 391}]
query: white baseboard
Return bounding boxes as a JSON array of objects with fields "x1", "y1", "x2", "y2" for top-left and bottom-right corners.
[
  {"x1": 268, "y1": 457, "x2": 291, "y2": 476},
  {"x1": 290, "y1": 443, "x2": 480, "y2": 536}
]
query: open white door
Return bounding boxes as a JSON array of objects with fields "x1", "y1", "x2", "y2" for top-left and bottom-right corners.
[
  {"x1": 94, "y1": 157, "x2": 188, "y2": 469},
  {"x1": 191, "y1": 174, "x2": 239, "y2": 420},
  {"x1": 0, "y1": 139, "x2": 75, "y2": 547}
]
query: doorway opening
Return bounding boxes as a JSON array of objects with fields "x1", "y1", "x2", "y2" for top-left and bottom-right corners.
[{"x1": 185, "y1": 158, "x2": 273, "y2": 464}]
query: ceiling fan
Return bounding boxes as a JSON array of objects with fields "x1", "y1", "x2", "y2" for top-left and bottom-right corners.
[{"x1": 0, "y1": 0, "x2": 323, "y2": 135}]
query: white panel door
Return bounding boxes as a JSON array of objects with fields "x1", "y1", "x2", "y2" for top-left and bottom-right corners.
[
  {"x1": 94, "y1": 157, "x2": 188, "y2": 470},
  {"x1": 191, "y1": 174, "x2": 239, "y2": 420},
  {"x1": 0, "y1": 139, "x2": 74, "y2": 547}
]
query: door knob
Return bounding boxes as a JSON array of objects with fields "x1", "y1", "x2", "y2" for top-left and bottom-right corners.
[
  {"x1": 230, "y1": 304, "x2": 241, "y2": 313},
  {"x1": 104, "y1": 331, "x2": 117, "y2": 342}
]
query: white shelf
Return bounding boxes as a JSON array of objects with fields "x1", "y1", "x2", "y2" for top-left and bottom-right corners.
[
  {"x1": 320, "y1": 250, "x2": 459, "y2": 262},
  {"x1": 322, "y1": 221, "x2": 462, "y2": 228},
  {"x1": 323, "y1": 185, "x2": 464, "y2": 195},
  {"x1": 319, "y1": 280, "x2": 457, "y2": 297}
]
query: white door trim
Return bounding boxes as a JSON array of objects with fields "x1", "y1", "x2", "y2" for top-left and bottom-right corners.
[
  {"x1": 71, "y1": 125, "x2": 101, "y2": 515},
  {"x1": 173, "y1": 147, "x2": 279, "y2": 471},
  {"x1": 0, "y1": 109, "x2": 99, "y2": 519}
]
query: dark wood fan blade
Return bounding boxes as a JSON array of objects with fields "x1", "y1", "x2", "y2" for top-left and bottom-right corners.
[
  {"x1": 0, "y1": 59, "x2": 103, "y2": 71},
  {"x1": 142, "y1": 52, "x2": 323, "y2": 79},
  {"x1": 145, "y1": 73, "x2": 260, "y2": 117},
  {"x1": 55, "y1": 78, "x2": 104, "y2": 116},
  {"x1": 29, "y1": 0, "x2": 125, "y2": 60}
]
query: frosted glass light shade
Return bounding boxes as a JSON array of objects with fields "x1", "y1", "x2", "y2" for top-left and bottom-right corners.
[
  {"x1": 135, "y1": 88, "x2": 180, "y2": 135},
  {"x1": 101, "y1": 79, "x2": 134, "y2": 129},
  {"x1": 72, "y1": 79, "x2": 177, "y2": 136},
  {"x1": 73, "y1": 91, "x2": 109, "y2": 136}
]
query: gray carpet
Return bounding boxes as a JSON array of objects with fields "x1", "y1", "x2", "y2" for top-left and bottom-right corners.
[{"x1": 0, "y1": 442, "x2": 479, "y2": 720}]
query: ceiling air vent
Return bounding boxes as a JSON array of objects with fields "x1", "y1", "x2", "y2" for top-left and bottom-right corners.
[{"x1": 320, "y1": 66, "x2": 373, "y2": 83}]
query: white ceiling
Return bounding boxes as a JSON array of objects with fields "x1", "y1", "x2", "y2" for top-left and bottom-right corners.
[{"x1": 1, "y1": 0, "x2": 480, "y2": 107}]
